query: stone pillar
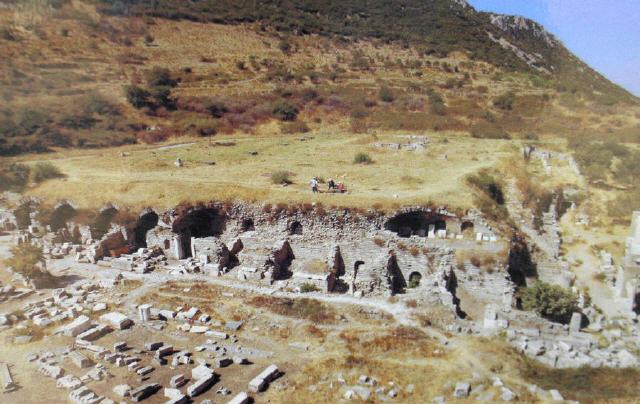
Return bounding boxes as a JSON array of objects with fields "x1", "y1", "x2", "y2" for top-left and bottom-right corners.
[
  {"x1": 190, "y1": 237, "x2": 197, "y2": 259},
  {"x1": 569, "y1": 312, "x2": 582, "y2": 334},
  {"x1": 483, "y1": 305, "x2": 497, "y2": 331},
  {"x1": 172, "y1": 236, "x2": 185, "y2": 260},
  {"x1": 614, "y1": 267, "x2": 627, "y2": 298},
  {"x1": 138, "y1": 304, "x2": 152, "y2": 322},
  {"x1": 625, "y1": 281, "x2": 637, "y2": 313}
]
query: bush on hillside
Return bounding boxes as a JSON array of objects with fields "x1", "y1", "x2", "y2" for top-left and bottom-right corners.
[
  {"x1": 124, "y1": 85, "x2": 151, "y2": 109},
  {"x1": 30, "y1": 162, "x2": 64, "y2": 183},
  {"x1": 353, "y1": 152, "x2": 373, "y2": 164},
  {"x1": 145, "y1": 67, "x2": 177, "y2": 87},
  {"x1": 379, "y1": 86, "x2": 395, "y2": 103},
  {"x1": 466, "y1": 170, "x2": 505, "y2": 205},
  {"x1": 272, "y1": 102, "x2": 299, "y2": 121},
  {"x1": 493, "y1": 91, "x2": 515, "y2": 110},
  {"x1": 427, "y1": 88, "x2": 447, "y2": 116},
  {"x1": 521, "y1": 281, "x2": 579, "y2": 324},
  {"x1": 271, "y1": 170, "x2": 293, "y2": 185},
  {"x1": 4, "y1": 243, "x2": 46, "y2": 282},
  {"x1": 0, "y1": 164, "x2": 30, "y2": 192},
  {"x1": 300, "y1": 283, "x2": 320, "y2": 293}
]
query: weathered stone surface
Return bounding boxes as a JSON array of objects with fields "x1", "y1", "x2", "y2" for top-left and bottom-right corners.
[
  {"x1": 187, "y1": 373, "x2": 216, "y2": 397},
  {"x1": 99, "y1": 312, "x2": 133, "y2": 330},
  {"x1": 192, "y1": 364, "x2": 214, "y2": 380},
  {"x1": 453, "y1": 382, "x2": 470, "y2": 398},
  {"x1": 227, "y1": 392, "x2": 250, "y2": 404},
  {"x1": 248, "y1": 364, "x2": 279, "y2": 393}
]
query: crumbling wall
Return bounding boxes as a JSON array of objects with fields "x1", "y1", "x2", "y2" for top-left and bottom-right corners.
[{"x1": 266, "y1": 240, "x2": 295, "y2": 281}]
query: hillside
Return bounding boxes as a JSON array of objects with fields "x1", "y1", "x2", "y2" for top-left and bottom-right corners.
[{"x1": 0, "y1": 0, "x2": 639, "y2": 158}]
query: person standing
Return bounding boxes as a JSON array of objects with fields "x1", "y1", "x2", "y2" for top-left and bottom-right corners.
[
  {"x1": 327, "y1": 178, "x2": 336, "y2": 191},
  {"x1": 309, "y1": 177, "x2": 319, "y2": 193}
]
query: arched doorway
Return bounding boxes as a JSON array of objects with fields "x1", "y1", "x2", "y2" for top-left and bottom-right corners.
[
  {"x1": 93, "y1": 205, "x2": 118, "y2": 239},
  {"x1": 384, "y1": 211, "x2": 447, "y2": 238},
  {"x1": 408, "y1": 272, "x2": 422, "y2": 288},
  {"x1": 289, "y1": 221, "x2": 303, "y2": 235},
  {"x1": 50, "y1": 202, "x2": 76, "y2": 231},
  {"x1": 134, "y1": 211, "x2": 159, "y2": 249},
  {"x1": 241, "y1": 218, "x2": 255, "y2": 232},
  {"x1": 172, "y1": 208, "x2": 226, "y2": 257}
]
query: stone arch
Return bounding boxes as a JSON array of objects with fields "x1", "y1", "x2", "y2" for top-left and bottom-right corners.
[
  {"x1": 93, "y1": 205, "x2": 118, "y2": 239},
  {"x1": 134, "y1": 210, "x2": 159, "y2": 249},
  {"x1": 241, "y1": 218, "x2": 255, "y2": 232},
  {"x1": 50, "y1": 201, "x2": 77, "y2": 231},
  {"x1": 384, "y1": 211, "x2": 447, "y2": 238},
  {"x1": 387, "y1": 254, "x2": 406, "y2": 295},
  {"x1": 408, "y1": 271, "x2": 422, "y2": 288},
  {"x1": 461, "y1": 221, "x2": 474, "y2": 233},
  {"x1": 288, "y1": 221, "x2": 303, "y2": 235},
  {"x1": 172, "y1": 207, "x2": 226, "y2": 258}
]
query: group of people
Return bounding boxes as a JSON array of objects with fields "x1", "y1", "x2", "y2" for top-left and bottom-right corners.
[{"x1": 309, "y1": 177, "x2": 346, "y2": 194}]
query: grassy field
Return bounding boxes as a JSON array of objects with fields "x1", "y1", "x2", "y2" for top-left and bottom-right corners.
[{"x1": 17, "y1": 130, "x2": 515, "y2": 210}]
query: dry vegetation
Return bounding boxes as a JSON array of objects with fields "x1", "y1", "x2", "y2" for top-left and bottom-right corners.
[
  {"x1": 16, "y1": 132, "x2": 513, "y2": 210},
  {"x1": 1, "y1": 0, "x2": 639, "y2": 157}
]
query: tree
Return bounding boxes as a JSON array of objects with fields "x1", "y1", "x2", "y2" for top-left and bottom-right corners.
[
  {"x1": 205, "y1": 100, "x2": 229, "y2": 118},
  {"x1": 521, "y1": 281, "x2": 579, "y2": 324},
  {"x1": 5, "y1": 244, "x2": 46, "y2": 281},
  {"x1": 427, "y1": 88, "x2": 447, "y2": 116},
  {"x1": 30, "y1": 162, "x2": 64, "y2": 183},
  {"x1": 379, "y1": 85, "x2": 395, "y2": 103},
  {"x1": 493, "y1": 91, "x2": 515, "y2": 110},
  {"x1": 353, "y1": 152, "x2": 373, "y2": 164},
  {"x1": 124, "y1": 85, "x2": 151, "y2": 109},
  {"x1": 149, "y1": 86, "x2": 176, "y2": 110},
  {"x1": 272, "y1": 102, "x2": 298, "y2": 121},
  {"x1": 145, "y1": 67, "x2": 177, "y2": 87}
]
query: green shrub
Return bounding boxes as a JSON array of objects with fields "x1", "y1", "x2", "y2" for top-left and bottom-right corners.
[
  {"x1": 272, "y1": 102, "x2": 299, "y2": 121},
  {"x1": 300, "y1": 283, "x2": 320, "y2": 293},
  {"x1": 13, "y1": 203, "x2": 32, "y2": 229},
  {"x1": 353, "y1": 152, "x2": 373, "y2": 164},
  {"x1": 0, "y1": 164, "x2": 30, "y2": 192},
  {"x1": 521, "y1": 281, "x2": 579, "y2": 324},
  {"x1": 271, "y1": 170, "x2": 293, "y2": 185},
  {"x1": 4, "y1": 243, "x2": 46, "y2": 282},
  {"x1": 379, "y1": 85, "x2": 395, "y2": 103},
  {"x1": 124, "y1": 85, "x2": 151, "y2": 109},
  {"x1": 149, "y1": 86, "x2": 176, "y2": 110},
  {"x1": 427, "y1": 88, "x2": 447, "y2": 115},
  {"x1": 466, "y1": 170, "x2": 505, "y2": 205},
  {"x1": 493, "y1": 91, "x2": 515, "y2": 110},
  {"x1": 30, "y1": 163, "x2": 64, "y2": 183},
  {"x1": 205, "y1": 99, "x2": 229, "y2": 118},
  {"x1": 145, "y1": 67, "x2": 177, "y2": 87}
]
